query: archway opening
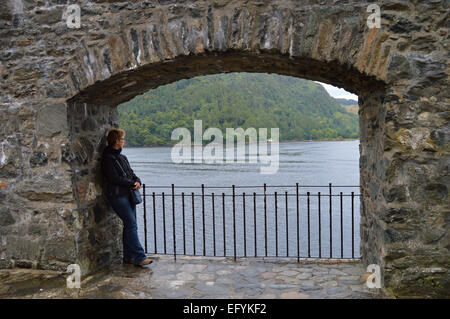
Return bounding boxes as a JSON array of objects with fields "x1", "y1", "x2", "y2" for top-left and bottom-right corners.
[
  {"x1": 66, "y1": 51, "x2": 386, "y2": 275},
  {"x1": 118, "y1": 72, "x2": 362, "y2": 260}
]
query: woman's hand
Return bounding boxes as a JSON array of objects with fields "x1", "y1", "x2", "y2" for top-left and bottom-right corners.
[{"x1": 132, "y1": 181, "x2": 141, "y2": 190}]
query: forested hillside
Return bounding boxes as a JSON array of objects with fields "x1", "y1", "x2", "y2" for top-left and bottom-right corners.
[
  {"x1": 119, "y1": 73, "x2": 359, "y2": 146},
  {"x1": 335, "y1": 98, "x2": 358, "y2": 106}
]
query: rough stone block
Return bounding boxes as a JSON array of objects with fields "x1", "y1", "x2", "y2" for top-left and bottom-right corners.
[{"x1": 36, "y1": 103, "x2": 68, "y2": 138}]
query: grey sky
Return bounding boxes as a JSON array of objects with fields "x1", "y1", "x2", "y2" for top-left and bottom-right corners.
[{"x1": 316, "y1": 82, "x2": 358, "y2": 101}]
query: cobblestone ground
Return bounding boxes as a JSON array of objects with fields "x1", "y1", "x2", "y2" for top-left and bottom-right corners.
[{"x1": 0, "y1": 255, "x2": 386, "y2": 299}]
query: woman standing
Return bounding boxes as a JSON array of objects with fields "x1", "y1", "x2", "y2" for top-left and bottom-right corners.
[{"x1": 101, "y1": 128, "x2": 152, "y2": 267}]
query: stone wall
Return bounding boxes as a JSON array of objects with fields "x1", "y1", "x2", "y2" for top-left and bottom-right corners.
[
  {"x1": 0, "y1": 0, "x2": 448, "y2": 297},
  {"x1": 66, "y1": 101, "x2": 123, "y2": 274}
]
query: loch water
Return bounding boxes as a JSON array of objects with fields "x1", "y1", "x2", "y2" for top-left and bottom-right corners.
[{"x1": 123, "y1": 140, "x2": 361, "y2": 259}]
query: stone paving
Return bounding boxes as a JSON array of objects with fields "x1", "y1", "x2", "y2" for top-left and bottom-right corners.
[{"x1": 0, "y1": 255, "x2": 386, "y2": 299}]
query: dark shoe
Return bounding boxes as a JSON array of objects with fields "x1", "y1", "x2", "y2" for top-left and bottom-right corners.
[{"x1": 136, "y1": 259, "x2": 153, "y2": 267}]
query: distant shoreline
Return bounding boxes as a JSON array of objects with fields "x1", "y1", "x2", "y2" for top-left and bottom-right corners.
[{"x1": 125, "y1": 138, "x2": 360, "y2": 148}]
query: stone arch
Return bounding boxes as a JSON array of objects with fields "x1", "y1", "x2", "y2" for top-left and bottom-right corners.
[{"x1": 0, "y1": 0, "x2": 448, "y2": 298}]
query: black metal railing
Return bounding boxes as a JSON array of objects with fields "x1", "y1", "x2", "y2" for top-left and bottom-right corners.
[{"x1": 137, "y1": 183, "x2": 361, "y2": 262}]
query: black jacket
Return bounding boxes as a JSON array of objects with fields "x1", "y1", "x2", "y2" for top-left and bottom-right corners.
[{"x1": 101, "y1": 145, "x2": 142, "y2": 198}]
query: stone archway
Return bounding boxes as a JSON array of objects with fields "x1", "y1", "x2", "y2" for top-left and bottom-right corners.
[{"x1": 0, "y1": 0, "x2": 448, "y2": 298}]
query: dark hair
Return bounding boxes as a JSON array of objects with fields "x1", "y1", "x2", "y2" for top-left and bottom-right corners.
[{"x1": 107, "y1": 128, "x2": 125, "y2": 146}]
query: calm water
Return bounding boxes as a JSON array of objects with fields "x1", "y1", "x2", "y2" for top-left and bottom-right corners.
[{"x1": 123, "y1": 140, "x2": 361, "y2": 259}]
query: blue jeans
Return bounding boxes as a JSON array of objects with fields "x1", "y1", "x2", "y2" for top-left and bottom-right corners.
[{"x1": 107, "y1": 194, "x2": 146, "y2": 266}]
